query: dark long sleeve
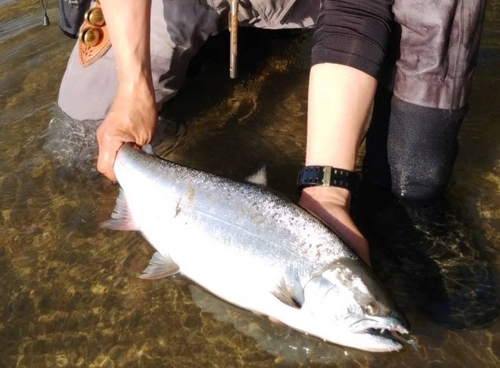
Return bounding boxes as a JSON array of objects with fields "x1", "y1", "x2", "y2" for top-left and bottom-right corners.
[{"x1": 311, "y1": 0, "x2": 394, "y2": 78}]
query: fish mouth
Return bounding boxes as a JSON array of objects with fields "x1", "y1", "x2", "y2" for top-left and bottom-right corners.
[
  {"x1": 365, "y1": 325, "x2": 409, "y2": 346},
  {"x1": 364, "y1": 323, "x2": 409, "y2": 336},
  {"x1": 349, "y1": 317, "x2": 410, "y2": 350}
]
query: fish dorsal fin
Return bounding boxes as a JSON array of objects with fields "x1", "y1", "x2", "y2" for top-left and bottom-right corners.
[
  {"x1": 272, "y1": 278, "x2": 304, "y2": 309},
  {"x1": 245, "y1": 166, "x2": 267, "y2": 186},
  {"x1": 139, "y1": 252, "x2": 180, "y2": 279},
  {"x1": 99, "y1": 189, "x2": 139, "y2": 231},
  {"x1": 141, "y1": 144, "x2": 155, "y2": 155}
]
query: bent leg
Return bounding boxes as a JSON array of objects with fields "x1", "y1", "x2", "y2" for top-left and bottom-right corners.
[
  {"x1": 358, "y1": 0, "x2": 498, "y2": 329},
  {"x1": 365, "y1": 0, "x2": 487, "y2": 203},
  {"x1": 391, "y1": 0, "x2": 486, "y2": 110}
]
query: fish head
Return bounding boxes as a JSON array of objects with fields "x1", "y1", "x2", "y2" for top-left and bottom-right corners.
[{"x1": 300, "y1": 258, "x2": 410, "y2": 352}]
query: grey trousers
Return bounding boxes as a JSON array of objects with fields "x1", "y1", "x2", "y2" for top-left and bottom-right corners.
[
  {"x1": 58, "y1": 0, "x2": 318, "y2": 120},
  {"x1": 386, "y1": 0, "x2": 487, "y2": 110}
]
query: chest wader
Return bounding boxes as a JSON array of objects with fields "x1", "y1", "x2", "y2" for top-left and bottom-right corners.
[{"x1": 356, "y1": 0, "x2": 499, "y2": 330}]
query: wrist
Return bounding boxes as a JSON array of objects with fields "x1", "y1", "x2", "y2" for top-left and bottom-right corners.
[
  {"x1": 115, "y1": 77, "x2": 155, "y2": 106},
  {"x1": 302, "y1": 185, "x2": 351, "y2": 203},
  {"x1": 296, "y1": 165, "x2": 359, "y2": 194},
  {"x1": 119, "y1": 71, "x2": 153, "y2": 91},
  {"x1": 299, "y1": 186, "x2": 352, "y2": 226}
]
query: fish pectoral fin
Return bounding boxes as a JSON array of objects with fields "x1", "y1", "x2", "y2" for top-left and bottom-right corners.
[
  {"x1": 99, "y1": 189, "x2": 139, "y2": 231},
  {"x1": 272, "y1": 279, "x2": 304, "y2": 309},
  {"x1": 139, "y1": 252, "x2": 180, "y2": 280}
]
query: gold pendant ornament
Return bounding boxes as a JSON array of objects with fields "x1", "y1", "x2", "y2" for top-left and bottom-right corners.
[{"x1": 78, "y1": 2, "x2": 111, "y2": 67}]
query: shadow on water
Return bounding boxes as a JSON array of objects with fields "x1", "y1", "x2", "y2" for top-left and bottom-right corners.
[
  {"x1": 155, "y1": 27, "x2": 311, "y2": 198},
  {"x1": 2, "y1": 1, "x2": 500, "y2": 367}
]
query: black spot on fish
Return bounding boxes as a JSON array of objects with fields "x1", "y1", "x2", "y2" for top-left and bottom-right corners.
[{"x1": 175, "y1": 200, "x2": 182, "y2": 217}]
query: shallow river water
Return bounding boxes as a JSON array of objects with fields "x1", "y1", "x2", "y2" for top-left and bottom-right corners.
[{"x1": 1, "y1": 1, "x2": 500, "y2": 367}]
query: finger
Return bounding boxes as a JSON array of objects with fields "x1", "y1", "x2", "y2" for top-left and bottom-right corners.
[
  {"x1": 135, "y1": 126, "x2": 156, "y2": 146},
  {"x1": 97, "y1": 138, "x2": 125, "y2": 182}
]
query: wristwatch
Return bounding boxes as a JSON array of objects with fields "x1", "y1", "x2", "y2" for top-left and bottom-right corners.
[{"x1": 296, "y1": 166, "x2": 359, "y2": 194}]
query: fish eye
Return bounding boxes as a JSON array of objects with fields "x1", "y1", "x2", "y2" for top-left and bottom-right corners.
[{"x1": 365, "y1": 302, "x2": 379, "y2": 315}]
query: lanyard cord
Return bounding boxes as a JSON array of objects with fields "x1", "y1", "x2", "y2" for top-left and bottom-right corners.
[{"x1": 40, "y1": 0, "x2": 50, "y2": 26}]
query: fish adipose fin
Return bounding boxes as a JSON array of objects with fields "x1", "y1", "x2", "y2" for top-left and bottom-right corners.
[
  {"x1": 272, "y1": 278, "x2": 304, "y2": 309},
  {"x1": 99, "y1": 189, "x2": 139, "y2": 231},
  {"x1": 140, "y1": 252, "x2": 180, "y2": 279},
  {"x1": 245, "y1": 166, "x2": 267, "y2": 186}
]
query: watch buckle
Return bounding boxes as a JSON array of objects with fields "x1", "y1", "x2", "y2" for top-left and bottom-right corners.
[{"x1": 322, "y1": 166, "x2": 331, "y2": 187}]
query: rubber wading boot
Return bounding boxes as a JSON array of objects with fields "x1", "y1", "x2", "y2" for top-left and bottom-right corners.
[{"x1": 354, "y1": 90, "x2": 499, "y2": 329}]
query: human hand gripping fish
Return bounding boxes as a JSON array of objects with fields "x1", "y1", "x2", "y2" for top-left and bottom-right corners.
[
  {"x1": 299, "y1": 186, "x2": 370, "y2": 266},
  {"x1": 96, "y1": 83, "x2": 157, "y2": 182}
]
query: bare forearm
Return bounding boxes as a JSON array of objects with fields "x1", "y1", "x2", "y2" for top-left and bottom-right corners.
[
  {"x1": 306, "y1": 63, "x2": 377, "y2": 170},
  {"x1": 96, "y1": 0, "x2": 157, "y2": 182},
  {"x1": 100, "y1": 0, "x2": 153, "y2": 90}
]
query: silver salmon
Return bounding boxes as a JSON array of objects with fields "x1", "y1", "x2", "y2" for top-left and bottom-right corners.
[{"x1": 101, "y1": 143, "x2": 409, "y2": 352}]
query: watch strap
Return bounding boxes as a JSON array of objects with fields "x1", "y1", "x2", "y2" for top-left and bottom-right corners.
[{"x1": 297, "y1": 166, "x2": 359, "y2": 194}]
